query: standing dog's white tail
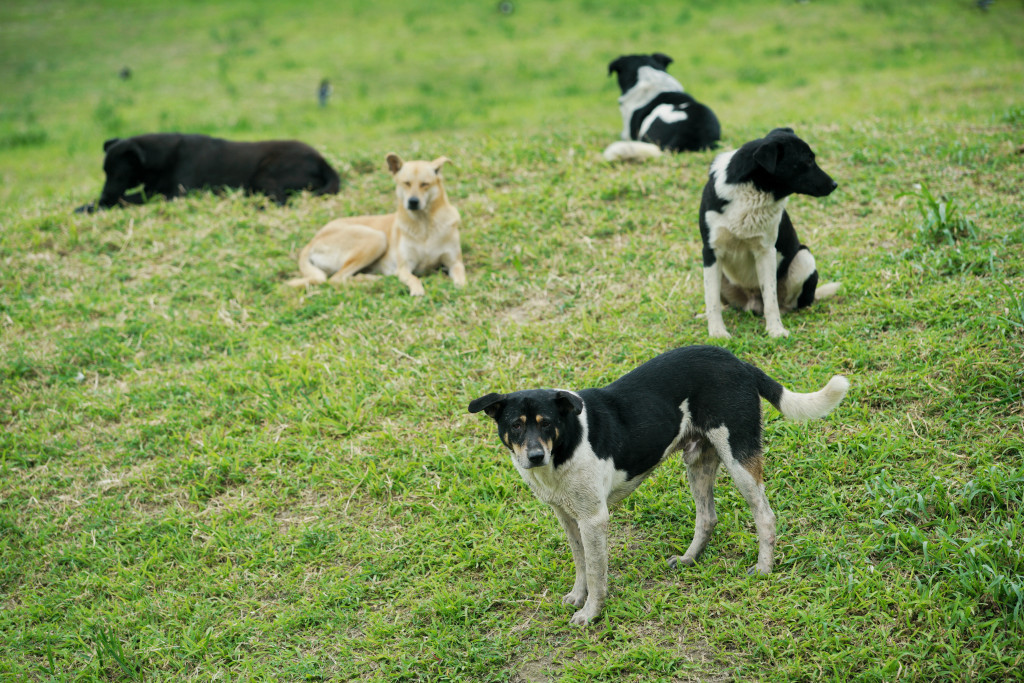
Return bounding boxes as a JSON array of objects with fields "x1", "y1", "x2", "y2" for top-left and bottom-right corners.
[
  {"x1": 602, "y1": 141, "x2": 663, "y2": 162},
  {"x1": 778, "y1": 375, "x2": 850, "y2": 422}
]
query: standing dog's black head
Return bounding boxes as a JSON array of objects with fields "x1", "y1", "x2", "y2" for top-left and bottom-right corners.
[
  {"x1": 607, "y1": 52, "x2": 673, "y2": 94},
  {"x1": 729, "y1": 128, "x2": 838, "y2": 200},
  {"x1": 468, "y1": 389, "x2": 583, "y2": 469}
]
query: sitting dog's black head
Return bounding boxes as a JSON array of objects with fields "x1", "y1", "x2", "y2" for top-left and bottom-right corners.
[
  {"x1": 469, "y1": 389, "x2": 583, "y2": 469},
  {"x1": 731, "y1": 127, "x2": 838, "y2": 200},
  {"x1": 607, "y1": 52, "x2": 673, "y2": 94}
]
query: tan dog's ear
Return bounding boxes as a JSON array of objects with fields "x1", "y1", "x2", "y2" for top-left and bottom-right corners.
[
  {"x1": 431, "y1": 156, "x2": 452, "y2": 174},
  {"x1": 386, "y1": 153, "x2": 403, "y2": 175}
]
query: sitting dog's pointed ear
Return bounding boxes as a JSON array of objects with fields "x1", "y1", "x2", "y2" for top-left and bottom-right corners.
[
  {"x1": 753, "y1": 140, "x2": 781, "y2": 174},
  {"x1": 651, "y1": 52, "x2": 673, "y2": 68},
  {"x1": 554, "y1": 390, "x2": 583, "y2": 416},
  {"x1": 469, "y1": 393, "x2": 506, "y2": 420},
  {"x1": 431, "y1": 156, "x2": 452, "y2": 174},
  {"x1": 607, "y1": 57, "x2": 624, "y2": 76},
  {"x1": 386, "y1": 153, "x2": 403, "y2": 175}
]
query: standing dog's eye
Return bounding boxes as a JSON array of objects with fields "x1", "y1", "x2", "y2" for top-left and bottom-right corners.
[
  {"x1": 539, "y1": 418, "x2": 551, "y2": 429},
  {"x1": 511, "y1": 422, "x2": 524, "y2": 432}
]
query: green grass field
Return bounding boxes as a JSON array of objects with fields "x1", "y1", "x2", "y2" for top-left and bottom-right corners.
[{"x1": 2, "y1": 0, "x2": 1024, "y2": 680}]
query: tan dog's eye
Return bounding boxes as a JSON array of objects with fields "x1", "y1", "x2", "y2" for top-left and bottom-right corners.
[{"x1": 420, "y1": 183, "x2": 430, "y2": 190}]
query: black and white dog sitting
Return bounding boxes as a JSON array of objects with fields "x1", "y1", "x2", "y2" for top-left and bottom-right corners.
[
  {"x1": 469, "y1": 345, "x2": 849, "y2": 626},
  {"x1": 602, "y1": 52, "x2": 720, "y2": 162},
  {"x1": 700, "y1": 127, "x2": 840, "y2": 339}
]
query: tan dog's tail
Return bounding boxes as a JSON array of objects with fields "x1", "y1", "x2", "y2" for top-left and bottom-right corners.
[
  {"x1": 602, "y1": 141, "x2": 663, "y2": 162},
  {"x1": 815, "y1": 282, "x2": 841, "y2": 301},
  {"x1": 286, "y1": 243, "x2": 327, "y2": 288}
]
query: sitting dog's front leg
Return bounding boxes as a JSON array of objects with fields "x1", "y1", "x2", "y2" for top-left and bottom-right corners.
[
  {"x1": 551, "y1": 505, "x2": 588, "y2": 608},
  {"x1": 755, "y1": 246, "x2": 788, "y2": 338},
  {"x1": 570, "y1": 509, "x2": 609, "y2": 626},
  {"x1": 703, "y1": 261, "x2": 731, "y2": 339}
]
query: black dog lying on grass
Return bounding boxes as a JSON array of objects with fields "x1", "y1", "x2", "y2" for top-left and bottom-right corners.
[{"x1": 75, "y1": 133, "x2": 341, "y2": 212}]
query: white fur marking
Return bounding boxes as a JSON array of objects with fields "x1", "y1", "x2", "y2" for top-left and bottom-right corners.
[
  {"x1": 638, "y1": 102, "x2": 690, "y2": 141},
  {"x1": 617, "y1": 66, "x2": 685, "y2": 140}
]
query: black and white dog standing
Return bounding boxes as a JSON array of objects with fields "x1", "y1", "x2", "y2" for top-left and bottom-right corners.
[
  {"x1": 700, "y1": 128, "x2": 840, "y2": 338},
  {"x1": 603, "y1": 52, "x2": 720, "y2": 161},
  {"x1": 469, "y1": 346, "x2": 849, "y2": 626}
]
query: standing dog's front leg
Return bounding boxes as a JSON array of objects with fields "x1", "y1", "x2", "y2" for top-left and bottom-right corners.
[
  {"x1": 551, "y1": 505, "x2": 588, "y2": 609},
  {"x1": 755, "y1": 246, "x2": 788, "y2": 338},
  {"x1": 570, "y1": 509, "x2": 609, "y2": 626}
]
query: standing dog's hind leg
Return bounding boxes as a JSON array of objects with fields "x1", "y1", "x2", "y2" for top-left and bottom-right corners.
[
  {"x1": 670, "y1": 444, "x2": 720, "y2": 568},
  {"x1": 707, "y1": 428, "x2": 776, "y2": 575}
]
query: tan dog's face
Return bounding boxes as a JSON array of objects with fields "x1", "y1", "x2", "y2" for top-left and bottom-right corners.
[{"x1": 386, "y1": 153, "x2": 451, "y2": 213}]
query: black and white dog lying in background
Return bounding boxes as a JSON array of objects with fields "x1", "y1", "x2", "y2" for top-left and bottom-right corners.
[
  {"x1": 700, "y1": 128, "x2": 840, "y2": 339},
  {"x1": 469, "y1": 345, "x2": 849, "y2": 626},
  {"x1": 76, "y1": 133, "x2": 341, "y2": 212},
  {"x1": 603, "y1": 52, "x2": 720, "y2": 162}
]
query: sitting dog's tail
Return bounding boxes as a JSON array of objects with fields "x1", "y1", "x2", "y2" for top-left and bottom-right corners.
[
  {"x1": 757, "y1": 372, "x2": 849, "y2": 422},
  {"x1": 815, "y1": 282, "x2": 841, "y2": 301},
  {"x1": 286, "y1": 243, "x2": 328, "y2": 288},
  {"x1": 602, "y1": 141, "x2": 663, "y2": 162}
]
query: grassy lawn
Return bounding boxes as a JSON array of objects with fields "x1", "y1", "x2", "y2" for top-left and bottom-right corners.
[{"x1": 2, "y1": 0, "x2": 1023, "y2": 680}]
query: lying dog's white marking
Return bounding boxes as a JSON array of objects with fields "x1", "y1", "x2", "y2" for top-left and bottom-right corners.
[
  {"x1": 616, "y1": 66, "x2": 686, "y2": 141},
  {"x1": 638, "y1": 102, "x2": 690, "y2": 141}
]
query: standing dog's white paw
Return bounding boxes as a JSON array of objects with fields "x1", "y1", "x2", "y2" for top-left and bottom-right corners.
[
  {"x1": 562, "y1": 589, "x2": 587, "y2": 608},
  {"x1": 569, "y1": 603, "x2": 601, "y2": 626}
]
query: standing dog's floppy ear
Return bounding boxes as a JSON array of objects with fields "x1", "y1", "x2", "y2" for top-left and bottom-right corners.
[
  {"x1": 468, "y1": 393, "x2": 507, "y2": 420},
  {"x1": 554, "y1": 390, "x2": 583, "y2": 416},
  {"x1": 651, "y1": 52, "x2": 674, "y2": 69},
  {"x1": 386, "y1": 153, "x2": 404, "y2": 175},
  {"x1": 431, "y1": 156, "x2": 452, "y2": 174}
]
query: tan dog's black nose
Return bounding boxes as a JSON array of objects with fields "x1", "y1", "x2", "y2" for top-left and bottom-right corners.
[{"x1": 407, "y1": 197, "x2": 421, "y2": 210}]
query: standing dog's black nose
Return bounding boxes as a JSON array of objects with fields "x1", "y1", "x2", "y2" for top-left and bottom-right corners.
[
  {"x1": 407, "y1": 197, "x2": 421, "y2": 210},
  {"x1": 527, "y1": 448, "x2": 545, "y2": 466}
]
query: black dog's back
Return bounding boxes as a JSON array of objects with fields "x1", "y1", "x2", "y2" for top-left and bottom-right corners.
[{"x1": 582, "y1": 346, "x2": 779, "y2": 478}]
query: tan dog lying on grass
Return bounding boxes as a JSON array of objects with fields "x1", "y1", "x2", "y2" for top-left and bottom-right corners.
[{"x1": 288, "y1": 153, "x2": 466, "y2": 296}]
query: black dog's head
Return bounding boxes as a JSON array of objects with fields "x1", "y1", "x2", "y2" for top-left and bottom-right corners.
[
  {"x1": 732, "y1": 128, "x2": 838, "y2": 200},
  {"x1": 96, "y1": 136, "x2": 175, "y2": 208},
  {"x1": 97, "y1": 137, "x2": 152, "y2": 208},
  {"x1": 468, "y1": 389, "x2": 583, "y2": 470},
  {"x1": 607, "y1": 52, "x2": 673, "y2": 94}
]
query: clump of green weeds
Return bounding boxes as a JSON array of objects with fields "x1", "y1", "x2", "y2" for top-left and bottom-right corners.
[
  {"x1": 900, "y1": 184, "x2": 978, "y2": 246},
  {"x1": 898, "y1": 184, "x2": 993, "y2": 275}
]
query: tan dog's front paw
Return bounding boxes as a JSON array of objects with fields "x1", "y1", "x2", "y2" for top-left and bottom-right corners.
[{"x1": 408, "y1": 283, "x2": 425, "y2": 296}]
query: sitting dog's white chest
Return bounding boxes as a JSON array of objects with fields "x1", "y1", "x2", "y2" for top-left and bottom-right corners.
[{"x1": 705, "y1": 172, "x2": 788, "y2": 288}]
